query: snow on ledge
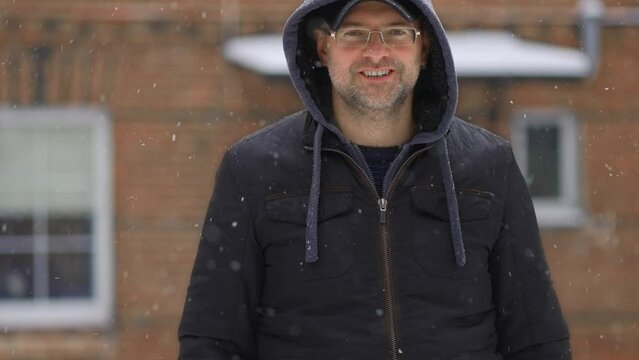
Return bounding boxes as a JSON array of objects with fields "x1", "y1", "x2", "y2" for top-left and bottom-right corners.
[
  {"x1": 223, "y1": 30, "x2": 591, "y2": 79},
  {"x1": 447, "y1": 31, "x2": 591, "y2": 78},
  {"x1": 223, "y1": 35, "x2": 287, "y2": 77}
]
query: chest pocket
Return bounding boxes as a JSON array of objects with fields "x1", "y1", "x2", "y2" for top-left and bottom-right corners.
[
  {"x1": 261, "y1": 189, "x2": 355, "y2": 282},
  {"x1": 410, "y1": 186, "x2": 495, "y2": 280}
]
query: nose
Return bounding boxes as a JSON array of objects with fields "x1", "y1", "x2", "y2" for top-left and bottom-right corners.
[{"x1": 363, "y1": 31, "x2": 390, "y2": 61}]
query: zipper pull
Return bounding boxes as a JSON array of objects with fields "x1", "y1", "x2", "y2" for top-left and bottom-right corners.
[{"x1": 378, "y1": 198, "x2": 388, "y2": 224}]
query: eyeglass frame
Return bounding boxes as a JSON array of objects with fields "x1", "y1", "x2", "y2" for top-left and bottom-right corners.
[{"x1": 329, "y1": 26, "x2": 422, "y2": 48}]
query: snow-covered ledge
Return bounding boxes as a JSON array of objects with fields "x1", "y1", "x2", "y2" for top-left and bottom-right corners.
[{"x1": 223, "y1": 30, "x2": 591, "y2": 79}]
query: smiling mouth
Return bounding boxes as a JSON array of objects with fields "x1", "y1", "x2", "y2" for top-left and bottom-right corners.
[{"x1": 362, "y1": 69, "x2": 391, "y2": 78}]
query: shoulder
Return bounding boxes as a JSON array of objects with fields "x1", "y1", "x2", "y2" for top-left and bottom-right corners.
[
  {"x1": 237, "y1": 110, "x2": 307, "y2": 146},
  {"x1": 211, "y1": 110, "x2": 309, "y2": 203},
  {"x1": 449, "y1": 117, "x2": 509, "y2": 148},
  {"x1": 219, "y1": 110, "x2": 311, "y2": 198},
  {"x1": 446, "y1": 118, "x2": 517, "y2": 192},
  {"x1": 227, "y1": 110, "x2": 307, "y2": 160},
  {"x1": 448, "y1": 117, "x2": 513, "y2": 161}
]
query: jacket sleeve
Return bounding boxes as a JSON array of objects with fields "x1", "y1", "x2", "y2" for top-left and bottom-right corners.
[
  {"x1": 178, "y1": 149, "x2": 263, "y2": 360},
  {"x1": 490, "y1": 148, "x2": 571, "y2": 360}
]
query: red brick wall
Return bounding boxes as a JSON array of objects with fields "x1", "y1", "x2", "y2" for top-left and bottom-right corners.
[{"x1": 0, "y1": 1, "x2": 637, "y2": 359}]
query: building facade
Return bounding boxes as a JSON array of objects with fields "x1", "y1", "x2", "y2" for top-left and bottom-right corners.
[{"x1": 0, "y1": 0, "x2": 637, "y2": 359}]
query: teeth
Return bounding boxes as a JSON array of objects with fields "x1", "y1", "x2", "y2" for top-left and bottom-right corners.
[{"x1": 363, "y1": 70, "x2": 390, "y2": 77}]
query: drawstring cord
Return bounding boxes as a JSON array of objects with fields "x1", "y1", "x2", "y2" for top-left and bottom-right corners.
[
  {"x1": 304, "y1": 126, "x2": 465, "y2": 268},
  {"x1": 305, "y1": 124, "x2": 324, "y2": 263},
  {"x1": 438, "y1": 137, "x2": 466, "y2": 267}
]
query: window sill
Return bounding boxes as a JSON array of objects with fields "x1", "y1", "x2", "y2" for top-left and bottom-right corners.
[
  {"x1": 534, "y1": 202, "x2": 587, "y2": 229},
  {"x1": 0, "y1": 299, "x2": 113, "y2": 330}
]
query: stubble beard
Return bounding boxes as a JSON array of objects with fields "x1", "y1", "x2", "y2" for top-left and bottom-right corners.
[{"x1": 328, "y1": 61, "x2": 419, "y2": 119}]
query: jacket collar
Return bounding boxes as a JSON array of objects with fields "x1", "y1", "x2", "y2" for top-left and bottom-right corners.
[{"x1": 302, "y1": 112, "x2": 346, "y2": 151}]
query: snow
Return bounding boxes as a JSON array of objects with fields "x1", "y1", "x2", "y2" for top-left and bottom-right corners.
[
  {"x1": 223, "y1": 30, "x2": 592, "y2": 79},
  {"x1": 223, "y1": 35, "x2": 286, "y2": 77},
  {"x1": 447, "y1": 31, "x2": 591, "y2": 78}
]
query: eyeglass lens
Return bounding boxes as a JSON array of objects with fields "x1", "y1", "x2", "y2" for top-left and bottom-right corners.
[{"x1": 334, "y1": 27, "x2": 418, "y2": 47}]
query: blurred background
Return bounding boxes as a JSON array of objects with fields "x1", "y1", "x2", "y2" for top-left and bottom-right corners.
[{"x1": 0, "y1": 0, "x2": 637, "y2": 359}]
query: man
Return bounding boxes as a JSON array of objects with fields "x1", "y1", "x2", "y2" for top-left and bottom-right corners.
[{"x1": 178, "y1": 0, "x2": 572, "y2": 359}]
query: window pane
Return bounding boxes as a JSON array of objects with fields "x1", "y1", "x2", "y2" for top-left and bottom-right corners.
[
  {"x1": 0, "y1": 128, "x2": 92, "y2": 213},
  {"x1": 527, "y1": 125, "x2": 560, "y2": 197},
  {"x1": 48, "y1": 214, "x2": 92, "y2": 235},
  {"x1": 0, "y1": 216, "x2": 34, "y2": 236},
  {"x1": 48, "y1": 253, "x2": 91, "y2": 298},
  {"x1": 46, "y1": 129, "x2": 92, "y2": 174},
  {"x1": 0, "y1": 255, "x2": 34, "y2": 299},
  {"x1": 0, "y1": 130, "x2": 36, "y2": 213}
]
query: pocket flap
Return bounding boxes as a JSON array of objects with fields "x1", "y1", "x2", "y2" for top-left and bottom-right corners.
[
  {"x1": 265, "y1": 190, "x2": 353, "y2": 224},
  {"x1": 410, "y1": 187, "x2": 494, "y2": 222}
]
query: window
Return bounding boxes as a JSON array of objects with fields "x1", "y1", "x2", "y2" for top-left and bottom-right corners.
[
  {"x1": 0, "y1": 108, "x2": 113, "y2": 329},
  {"x1": 511, "y1": 110, "x2": 585, "y2": 228}
]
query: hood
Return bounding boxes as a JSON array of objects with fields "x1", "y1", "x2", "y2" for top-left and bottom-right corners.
[
  {"x1": 282, "y1": 0, "x2": 466, "y2": 268},
  {"x1": 283, "y1": 0, "x2": 459, "y2": 145}
]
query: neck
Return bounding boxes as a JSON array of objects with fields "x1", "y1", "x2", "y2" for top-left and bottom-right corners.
[{"x1": 332, "y1": 92, "x2": 415, "y2": 147}]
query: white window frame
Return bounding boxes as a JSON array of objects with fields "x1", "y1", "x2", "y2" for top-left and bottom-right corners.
[
  {"x1": 0, "y1": 107, "x2": 114, "y2": 329},
  {"x1": 511, "y1": 109, "x2": 585, "y2": 228}
]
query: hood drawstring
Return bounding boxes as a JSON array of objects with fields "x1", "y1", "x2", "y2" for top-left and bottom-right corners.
[
  {"x1": 303, "y1": 125, "x2": 465, "y2": 268},
  {"x1": 438, "y1": 137, "x2": 466, "y2": 267},
  {"x1": 305, "y1": 124, "x2": 324, "y2": 263}
]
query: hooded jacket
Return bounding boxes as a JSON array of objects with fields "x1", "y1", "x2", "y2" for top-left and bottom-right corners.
[{"x1": 178, "y1": 0, "x2": 571, "y2": 359}]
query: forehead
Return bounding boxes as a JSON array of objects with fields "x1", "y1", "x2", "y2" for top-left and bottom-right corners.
[{"x1": 339, "y1": 1, "x2": 412, "y2": 26}]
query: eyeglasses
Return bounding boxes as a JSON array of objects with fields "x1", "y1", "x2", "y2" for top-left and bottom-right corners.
[{"x1": 330, "y1": 26, "x2": 421, "y2": 48}]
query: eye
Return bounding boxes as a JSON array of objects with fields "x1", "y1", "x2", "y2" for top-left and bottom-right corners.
[
  {"x1": 340, "y1": 28, "x2": 368, "y2": 39},
  {"x1": 385, "y1": 27, "x2": 410, "y2": 38}
]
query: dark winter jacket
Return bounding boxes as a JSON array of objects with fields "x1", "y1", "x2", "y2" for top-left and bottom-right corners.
[{"x1": 178, "y1": 0, "x2": 571, "y2": 359}]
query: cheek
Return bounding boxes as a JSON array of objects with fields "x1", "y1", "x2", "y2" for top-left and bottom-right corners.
[
  {"x1": 327, "y1": 55, "x2": 355, "y2": 77},
  {"x1": 400, "y1": 55, "x2": 423, "y2": 85},
  {"x1": 397, "y1": 48, "x2": 424, "y2": 68},
  {"x1": 406, "y1": 52, "x2": 424, "y2": 71},
  {"x1": 325, "y1": 61, "x2": 347, "y2": 86}
]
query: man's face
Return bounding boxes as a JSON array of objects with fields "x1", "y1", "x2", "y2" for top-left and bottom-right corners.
[{"x1": 316, "y1": 1, "x2": 429, "y2": 114}]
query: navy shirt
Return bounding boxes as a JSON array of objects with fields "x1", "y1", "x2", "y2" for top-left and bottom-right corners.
[{"x1": 359, "y1": 145, "x2": 401, "y2": 196}]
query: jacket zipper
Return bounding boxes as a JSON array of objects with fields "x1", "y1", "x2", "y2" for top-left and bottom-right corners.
[
  {"x1": 379, "y1": 144, "x2": 436, "y2": 359},
  {"x1": 305, "y1": 143, "x2": 436, "y2": 360},
  {"x1": 350, "y1": 145, "x2": 401, "y2": 360}
]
